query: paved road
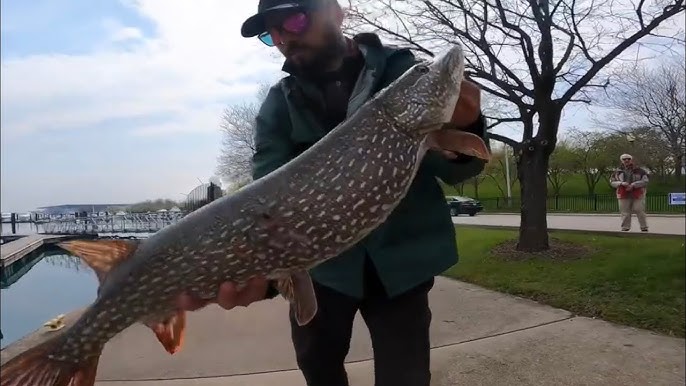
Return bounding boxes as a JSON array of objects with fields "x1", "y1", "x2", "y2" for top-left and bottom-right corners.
[
  {"x1": 2, "y1": 278, "x2": 684, "y2": 386},
  {"x1": 453, "y1": 213, "x2": 686, "y2": 235}
]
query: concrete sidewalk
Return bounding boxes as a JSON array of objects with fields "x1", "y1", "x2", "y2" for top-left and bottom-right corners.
[
  {"x1": 88, "y1": 277, "x2": 572, "y2": 382},
  {"x1": 87, "y1": 278, "x2": 683, "y2": 385},
  {"x1": 453, "y1": 213, "x2": 686, "y2": 235},
  {"x1": 3, "y1": 278, "x2": 683, "y2": 385}
]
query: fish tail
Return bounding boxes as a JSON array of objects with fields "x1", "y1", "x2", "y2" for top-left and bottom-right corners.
[{"x1": 0, "y1": 336, "x2": 102, "y2": 386}]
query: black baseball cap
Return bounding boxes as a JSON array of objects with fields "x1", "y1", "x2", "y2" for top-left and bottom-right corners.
[{"x1": 240, "y1": 0, "x2": 323, "y2": 38}]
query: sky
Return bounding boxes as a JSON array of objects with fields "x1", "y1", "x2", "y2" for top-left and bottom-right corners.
[
  {"x1": 1, "y1": 0, "x2": 285, "y2": 212},
  {"x1": 1, "y1": 0, "x2": 682, "y2": 213}
]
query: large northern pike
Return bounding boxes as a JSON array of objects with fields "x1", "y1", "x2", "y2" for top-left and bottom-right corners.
[{"x1": 0, "y1": 43, "x2": 489, "y2": 386}]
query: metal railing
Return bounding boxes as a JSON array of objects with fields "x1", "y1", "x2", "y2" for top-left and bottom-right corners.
[
  {"x1": 184, "y1": 182, "x2": 223, "y2": 213},
  {"x1": 477, "y1": 194, "x2": 685, "y2": 214},
  {"x1": 37, "y1": 212, "x2": 187, "y2": 235}
]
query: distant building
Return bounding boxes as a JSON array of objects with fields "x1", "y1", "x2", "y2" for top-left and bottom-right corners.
[{"x1": 36, "y1": 204, "x2": 129, "y2": 216}]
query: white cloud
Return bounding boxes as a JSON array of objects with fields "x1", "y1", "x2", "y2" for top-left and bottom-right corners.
[
  {"x1": 2, "y1": 0, "x2": 681, "y2": 143},
  {"x1": 102, "y1": 18, "x2": 145, "y2": 43},
  {"x1": 0, "y1": 0, "x2": 294, "y2": 211},
  {"x1": 4, "y1": 0, "x2": 676, "y2": 211},
  {"x1": 0, "y1": 0, "x2": 285, "y2": 140}
]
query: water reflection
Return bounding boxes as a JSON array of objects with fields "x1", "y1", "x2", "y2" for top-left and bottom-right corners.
[
  {"x1": 0, "y1": 246, "x2": 98, "y2": 348},
  {"x1": 1, "y1": 247, "x2": 90, "y2": 289},
  {"x1": 43, "y1": 251, "x2": 91, "y2": 272}
]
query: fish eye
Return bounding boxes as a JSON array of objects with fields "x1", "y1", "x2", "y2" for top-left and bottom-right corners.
[{"x1": 415, "y1": 65, "x2": 429, "y2": 73}]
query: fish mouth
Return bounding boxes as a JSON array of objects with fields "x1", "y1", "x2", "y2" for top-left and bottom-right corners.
[
  {"x1": 429, "y1": 44, "x2": 465, "y2": 84},
  {"x1": 448, "y1": 47, "x2": 465, "y2": 84}
]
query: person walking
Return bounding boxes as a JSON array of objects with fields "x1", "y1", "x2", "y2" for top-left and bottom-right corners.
[
  {"x1": 176, "y1": 1, "x2": 489, "y2": 385},
  {"x1": 610, "y1": 153, "x2": 649, "y2": 232}
]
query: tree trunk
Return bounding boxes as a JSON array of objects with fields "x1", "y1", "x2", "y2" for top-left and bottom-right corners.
[
  {"x1": 675, "y1": 154, "x2": 683, "y2": 178},
  {"x1": 584, "y1": 170, "x2": 602, "y2": 196},
  {"x1": 516, "y1": 102, "x2": 561, "y2": 252},
  {"x1": 517, "y1": 145, "x2": 551, "y2": 252}
]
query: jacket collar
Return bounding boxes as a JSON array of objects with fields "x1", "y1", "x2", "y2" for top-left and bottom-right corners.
[{"x1": 280, "y1": 33, "x2": 389, "y2": 142}]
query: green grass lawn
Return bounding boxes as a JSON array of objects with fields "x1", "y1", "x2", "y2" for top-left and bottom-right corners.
[{"x1": 444, "y1": 226, "x2": 686, "y2": 338}]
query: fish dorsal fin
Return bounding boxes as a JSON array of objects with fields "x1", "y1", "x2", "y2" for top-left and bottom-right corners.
[{"x1": 57, "y1": 239, "x2": 139, "y2": 284}]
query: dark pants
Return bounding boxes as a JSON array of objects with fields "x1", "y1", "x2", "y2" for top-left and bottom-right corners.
[{"x1": 289, "y1": 258, "x2": 434, "y2": 386}]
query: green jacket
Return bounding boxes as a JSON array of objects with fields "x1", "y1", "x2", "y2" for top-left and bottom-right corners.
[{"x1": 252, "y1": 33, "x2": 488, "y2": 298}]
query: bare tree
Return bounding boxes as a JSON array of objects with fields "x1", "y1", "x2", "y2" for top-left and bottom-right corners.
[
  {"x1": 216, "y1": 83, "x2": 271, "y2": 183},
  {"x1": 568, "y1": 130, "x2": 621, "y2": 195},
  {"x1": 449, "y1": 182, "x2": 467, "y2": 195},
  {"x1": 614, "y1": 126, "x2": 674, "y2": 179},
  {"x1": 547, "y1": 141, "x2": 576, "y2": 196},
  {"x1": 345, "y1": 0, "x2": 685, "y2": 251},
  {"x1": 470, "y1": 174, "x2": 488, "y2": 199},
  {"x1": 482, "y1": 146, "x2": 518, "y2": 197},
  {"x1": 569, "y1": 127, "x2": 671, "y2": 189},
  {"x1": 598, "y1": 55, "x2": 686, "y2": 176}
]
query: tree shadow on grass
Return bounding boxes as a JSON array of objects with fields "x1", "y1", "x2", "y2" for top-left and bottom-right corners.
[{"x1": 491, "y1": 237, "x2": 595, "y2": 262}]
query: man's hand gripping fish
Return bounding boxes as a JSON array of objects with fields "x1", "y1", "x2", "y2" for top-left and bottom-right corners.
[{"x1": 0, "y1": 43, "x2": 489, "y2": 386}]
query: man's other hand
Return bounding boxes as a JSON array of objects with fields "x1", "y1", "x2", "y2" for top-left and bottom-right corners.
[
  {"x1": 451, "y1": 80, "x2": 481, "y2": 128},
  {"x1": 438, "y1": 80, "x2": 482, "y2": 160}
]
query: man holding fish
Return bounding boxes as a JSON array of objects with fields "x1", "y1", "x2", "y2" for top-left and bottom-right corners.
[
  {"x1": 179, "y1": 1, "x2": 489, "y2": 385},
  {"x1": 0, "y1": 1, "x2": 489, "y2": 386}
]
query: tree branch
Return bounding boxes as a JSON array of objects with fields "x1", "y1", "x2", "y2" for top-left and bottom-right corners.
[
  {"x1": 491, "y1": 0, "x2": 540, "y2": 80},
  {"x1": 560, "y1": 0, "x2": 686, "y2": 105},
  {"x1": 487, "y1": 132, "x2": 521, "y2": 148},
  {"x1": 484, "y1": 116, "x2": 523, "y2": 129},
  {"x1": 423, "y1": 0, "x2": 535, "y2": 97},
  {"x1": 568, "y1": 97, "x2": 592, "y2": 104}
]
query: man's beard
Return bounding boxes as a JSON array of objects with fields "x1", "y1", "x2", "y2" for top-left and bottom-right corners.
[{"x1": 283, "y1": 25, "x2": 348, "y2": 77}]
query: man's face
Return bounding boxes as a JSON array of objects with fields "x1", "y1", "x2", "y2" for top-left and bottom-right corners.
[
  {"x1": 622, "y1": 157, "x2": 633, "y2": 167},
  {"x1": 263, "y1": 5, "x2": 346, "y2": 74}
]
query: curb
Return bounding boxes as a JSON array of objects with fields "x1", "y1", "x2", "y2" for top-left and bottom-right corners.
[
  {"x1": 453, "y1": 224, "x2": 683, "y2": 238},
  {"x1": 480, "y1": 212, "x2": 684, "y2": 218}
]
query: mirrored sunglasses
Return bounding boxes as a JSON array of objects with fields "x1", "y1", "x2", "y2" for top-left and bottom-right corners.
[{"x1": 258, "y1": 12, "x2": 310, "y2": 47}]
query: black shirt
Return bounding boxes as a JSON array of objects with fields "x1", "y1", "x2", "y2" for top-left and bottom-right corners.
[{"x1": 308, "y1": 50, "x2": 365, "y2": 131}]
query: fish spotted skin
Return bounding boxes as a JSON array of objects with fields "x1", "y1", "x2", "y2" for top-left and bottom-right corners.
[{"x1": 0, "y1": 43, "x2": 488, "y2": 386}]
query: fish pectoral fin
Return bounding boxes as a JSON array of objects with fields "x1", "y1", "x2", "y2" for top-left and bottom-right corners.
[
  {"x1": 145, "y1": 311, "x2": 187, "y2": 355},
  {"x1": 426, "y1": 128, "x2": 491, "y2": 161},
  {"x1": 276, "y1": 271, "x2": 318, "y2": 326},
  {"x1": 57, "y1": 239, "x2": 140, "y2": 284}
]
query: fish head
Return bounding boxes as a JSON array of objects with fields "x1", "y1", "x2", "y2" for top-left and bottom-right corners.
[{"x1": 377, "y1": 44, "x2": 465, "y2": 138}]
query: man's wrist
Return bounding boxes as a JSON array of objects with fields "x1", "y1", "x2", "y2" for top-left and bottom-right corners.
[{"x1": 458, "y1": 113, "x2": 486, "y2": 137}]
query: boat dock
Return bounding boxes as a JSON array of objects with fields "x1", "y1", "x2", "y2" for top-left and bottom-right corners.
[{"x1": 0, "y1": 234, "x2": 83, "y2": 268}]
